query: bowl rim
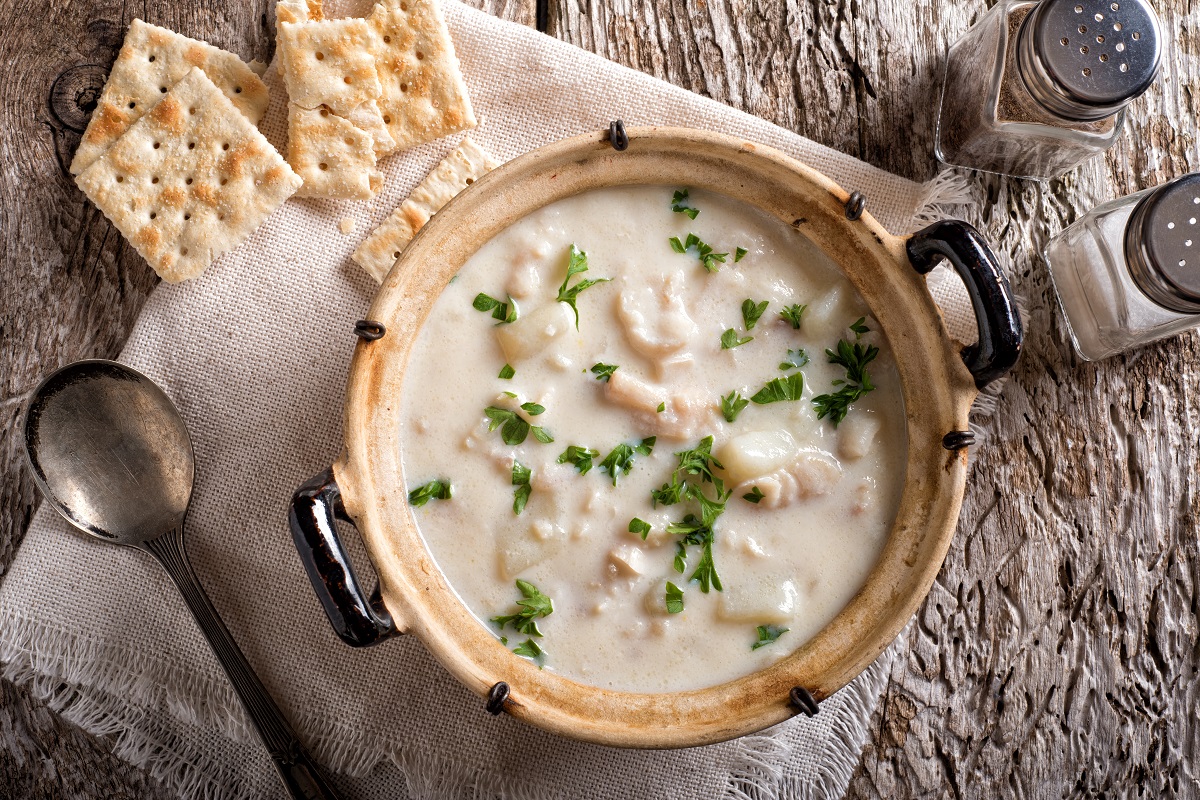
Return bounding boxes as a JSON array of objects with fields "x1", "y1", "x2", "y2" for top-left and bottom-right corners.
[{"x1": 335, "y1": 125, "x2": 978, "y2": 748}]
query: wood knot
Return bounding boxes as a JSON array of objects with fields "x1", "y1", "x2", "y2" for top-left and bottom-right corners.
[
  {"x1": 485, "y1": 681, "x2": 510, "y2": 715},
  {"x1": 50, "y1": 64, "x2": 109, "y2": 133}
]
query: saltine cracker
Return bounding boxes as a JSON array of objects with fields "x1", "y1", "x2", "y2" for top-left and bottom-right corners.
[
  {"x1": 70, "y1": 20, "x2": 269, "y2": 175},
  {"x1": 76, "y1": 69, "x2": 302, "y2": 283}
]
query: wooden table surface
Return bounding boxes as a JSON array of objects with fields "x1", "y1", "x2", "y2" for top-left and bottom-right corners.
[{"x1": 3, "y1": 0, "x2": 1198, "y2": 796}]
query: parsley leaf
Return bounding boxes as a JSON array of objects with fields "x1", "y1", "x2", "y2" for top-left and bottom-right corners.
[
  {"x1": 741, "y1": 299, "x2": 769, "y2": 330},
  {"x1": 850, "y1": 316, "x2": 870, "y2": 338},
  {"x1": 779, "y1": 303, "x2": 807, "y2": 329},
  {"x1": 668, "y1": 513, "x2": 723, "y2": 592},
  {"x1": 812, "y1": 338, "x2": 880, "y2": 425},
  {"x1": 590, "y1": 362, "x2": 618, "y2": 382},
  {"x1": 721, "y1": 328, "x2": 753, "y2": 349},
  {"x1": 484, "y1": 404, "x2": 553, "y2": 445},
  {"x1": 629, "y1": 517, "x2": 652, "y2": 540},
  {"x1": 671, "y1": 189, "x2": 700, "y2": 220},
  {"x1": 721, "y1": 391, "x2": 749, "y2": 423},
  {"x1": 511, "y1": 460, "x2": 532, "y2": 515},
  {"x1": 652, "y1": 436, "x2": 726, "y2": 509},
  {"x1": 734, "y1": 246, "x2": 748, "y2": 263},
  {"x1": 498, "y1": 364, "x2": 515, "y2": 380},
  {"x1": 512, "y1": 638, "x2": 544, "y2": 659},
  {"x1": 778, "y1": 348, "x2": 809, "y2": 371},
  {"x1": 669, "y1": 232, "x2": 728, "y2": 273},
  {"x1": 665, "y1": 581, "x2": 685, "y2": 613},
  {"x1": 750, "y1": 372, "x2": 804, "y2": 404},
  {"x1": 473, "y1": 292, "x2": 517, "y2": 323},
  {"x1": 743, "y1": 486, "x2": 765, "y2": 504},
  {"x1": 557, "y1": 244, "x2": 610, "y2": 328},
  {"x1": 407, "y1": 479, "x2": 452, "y2": 507},
  {"x1": 657, "y1": 402, "x2": 666, "y2": 413},
  {"x1": 557, "y1": 445, "x2": 599, "y2": 475},
  {"x1": 598, "y1": 437, "x2": 656, "y2": 486},
  {"x1": 491, "y1": 579, "x2": 553, "y2": 637},
  {"x1": 752, "y1": 624, "x2": 789, "y2": 650}
]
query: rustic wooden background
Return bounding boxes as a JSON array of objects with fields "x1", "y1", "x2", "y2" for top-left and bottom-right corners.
[{"x1": 3, "y1": 0, "x2": 1198, "y2": 796}]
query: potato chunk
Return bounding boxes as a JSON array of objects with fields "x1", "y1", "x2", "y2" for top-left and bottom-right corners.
[
  {"x1": 495, "y1": 301, "x2": 575, "y2": 362},
  {"x1": 838, "y1": 411, "x2": 882, "y2": 461},
  {"x1": 717, "y1": 577, "x2": 799, "y2": 624},
  {"x1": 717, "y1": 430, "x2": 799, "y2": 485}
]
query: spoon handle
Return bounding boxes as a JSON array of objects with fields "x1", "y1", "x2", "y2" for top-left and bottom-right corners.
[{"x1": 144, "y1": 528, "x2": 342, "y2": 800}]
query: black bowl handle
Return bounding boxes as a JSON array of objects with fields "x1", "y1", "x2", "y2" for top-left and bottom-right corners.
[
  {"x1": 289, "y1": 467, "x2": 400, "y2": 647},
  {"x1": 906, "y1": 220, "x2": 1023, "y2": 389}
]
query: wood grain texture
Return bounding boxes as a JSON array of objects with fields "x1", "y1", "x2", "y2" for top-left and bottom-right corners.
[{"x1": 3, "y1": 0, "x2": 1199, "y2": 797}]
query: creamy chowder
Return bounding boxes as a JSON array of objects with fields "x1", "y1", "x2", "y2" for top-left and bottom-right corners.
[{"x1": 398, "y1": 185, "x2": 906, "y2": 693}]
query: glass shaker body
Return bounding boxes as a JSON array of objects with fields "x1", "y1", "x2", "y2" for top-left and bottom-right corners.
[
  {"x1": 1045, "y1": 189, "x2": 1199, "y2": 360},
  {"x1": 935, "y1": 0, "x2": 1159, "y2": 180}
]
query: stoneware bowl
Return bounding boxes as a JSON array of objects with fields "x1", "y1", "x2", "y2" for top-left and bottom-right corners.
[{"x1": 289, "y1": 125, "x2": 1022, "y2": 748}]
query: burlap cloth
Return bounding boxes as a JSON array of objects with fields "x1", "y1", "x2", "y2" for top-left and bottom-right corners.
[{"x1": 0, "y1": 3, "x2": 981, "y2": 798}]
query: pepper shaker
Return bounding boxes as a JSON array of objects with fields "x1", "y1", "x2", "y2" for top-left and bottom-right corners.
[
  {"x1": 935, "y1": 0, "x2": 1162, "y2": 179},
  {"x1": 1045, "y1": 173, "x2": 1200, "y2": 360}
]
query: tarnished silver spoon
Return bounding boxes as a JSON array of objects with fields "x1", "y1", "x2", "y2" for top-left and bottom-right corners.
[{"x1": 23, "y1": 359, "x2": 341, "y2": 800}]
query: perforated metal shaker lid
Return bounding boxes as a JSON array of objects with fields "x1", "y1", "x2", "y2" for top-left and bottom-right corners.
[
  {"x1": 1126, "y1": 174, "x2": 1200, "y2": 315},
  {"x1": 1019, "y1": 0, "x2": 1162, "y2": 120}
]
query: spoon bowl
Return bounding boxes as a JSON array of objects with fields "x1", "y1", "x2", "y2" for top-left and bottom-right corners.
[{"x1": 24, "y1": 360, "x2": 193, "y2": 545}]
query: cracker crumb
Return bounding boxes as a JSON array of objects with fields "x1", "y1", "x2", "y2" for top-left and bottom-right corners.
[{"x1": 339, "y1": 218, "x2": 355, "y2": 234}]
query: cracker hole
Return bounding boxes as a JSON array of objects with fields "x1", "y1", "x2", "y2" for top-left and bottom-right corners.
[
  {"x1": 383, "y1": 35, "x2": 391, "y2": 43},
  {"x1": 222, "y1": 142, "x2": 230, "y2": 150},
  {"x1": 320, "y1": 108, "x2": 330, "y2": 116},
  {"x1": 218, "y1": 213, "x2": 225, "y2": 220},
  {"x1": 152, "y1": 176, "x2": 159, "y2": 184},
  {"x1": 393, "y1": 251, "x2": 400, "y2": 258},
  {"x1": 235, "y1": 86, "x2": 242, "y2": 93},
  {"x1": 188, "y1": 142, "x2": 195, "y2": 150},
  {"x1": 400, "y1": 2, "x2": 407, "y2": 8},
  {"x1": 220, "y1": 178, "x2": 228, "y2": 186},
  {"x1": 345, "y1": 137, "x2": 354, "y2": 145},
  {"x1": 153, "y1": 142, "x2": 161, "y2": 149},
  {"x1": 316, "y1": 52, "x2": 325, "y2": 60},
  {"x1": 183, "y1": 213, "x2": 191, "y2": 220},
  {"x1": 344, "y1": 76, "x2": 352, "y2": 84},
  {"x1": 149, "y1": 212, "x2": 156, "y2": 219},
  {"x1": 148, "y1": 55, "x2": 155, "y2": 62},
  {"x1": 181, "y1": 247, "x2": 188, "y2": 256},
  {"x1": 400, "y1": 83, "x2": 408, "y2": 92},
  {"x1": 416, "y1": 51, "x2": 424, "y2": 60},
  {"x1": 383, "y1": 114, "x2": 392, "y2": 123},
  {"x1": 465, "y1": 177, "x2": 474, "y2": 184},
  {"x1": 189, "y1": 107, "x2": 196, "y2": 115},
  {"x1": 128, "y1": 101, "x2": 136, "y2": 109},
  {"x1": 116, "y1": 175, "x2": 124, "y2": 183},
  {"x1": 186, "y1": 177, "x2": 193, "y2": 185},
  {"x1": 160, "y1": 86, "x2": 167, "y2": 93},
  {"x1": 319, "y1": 162, "x2": 329, "y2": 170}
]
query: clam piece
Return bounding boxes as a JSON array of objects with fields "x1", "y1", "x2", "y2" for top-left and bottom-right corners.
[
  {"x1": 616, "y1": 269, "x2": 699, "y2": 364},
  {"x1": 495, "y1": 301, "x2": 575, "y2": 362}
]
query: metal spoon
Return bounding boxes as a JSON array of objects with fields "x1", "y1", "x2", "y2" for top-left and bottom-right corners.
[{"x1": 23, "y1": 359, "x2": 341, "y2": 800}]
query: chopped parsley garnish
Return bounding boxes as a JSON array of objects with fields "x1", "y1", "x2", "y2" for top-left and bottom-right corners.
[
  {"x1": 850, "y1": 316, "x2": 870, "y2": 338},
  {"x1": 669, "y1": 233, "x2": 728, "y2": 273},
  {"x1": 407, "y1": 479, "x2": 452, "y2": 507},
  {"x1": 498, "y1": 364, "x2": 515, "y2": 380},
  {"x1": 557, "y1": 445, "x2": 599, "y2": 475},
  {"x1": 652, "y1": 435, "x2": 726, "y2": 507},
  {"x1": 557, "y1": 244, "x2": 610, "y2": 328},
  {"x1": 472, "y1": 292, "x2": 517, "y2": 323},
  {"x1": 520, "y1": 401, "x2": 545, "y2": 416},
  {"x1": 629, "y1": 517, "x2": 652, "y2": 540},
  {"x1": 721, "y1": 329, "x2": 753, "y2": 349},
  {"x1": 668, "y1": 512, "x2": 722, "y2": 592},
  {"x1": 670, "y1": 189, "x2": 699, "y2": 220},
  {"x1": 590, "y1": 362, "x2": 619, "y2": 382},
  {"x1": 752, "y1": 624, "x2": 789, "y2": 650},
  {"x1": 779, "y1": 303, "x2": 807, "y2": 329},
  {"x1": 484, "y1": 405, "x2": 553, "y2": 446},
  {"x1": 598, "y1": 437, "x2": 656, "y2": 486},
  {"x1": 657, "y1": 402, "x2": 666, "y2": 413},
  {"x1": 750, "y1": 372, "x2": 804, "y2": 404},
  {"x1": 779, "y1": 348, "x2": 809, "y2": 371},
  {"x1": 665, "y1": 581, "x2": 685, "y2": 613},
  {"x1": 512, "y1": 638, "x2": 544, "y2": 659},
  {"x1": 812, "y1": 338, "x2": 880, "y2": 426},
  {"x1": 734, "y1": 246, "x2": 748, "y2": 263},
  {"x1": 511, "y1": 460, "x2": 532, "y2": 515},
  {"x1": 491, "y1": 579, "x2": 553, "y2": 637},
  {"x1": 743, "y1": 486, "x2": 765, "y2": 504},
  {"x1": 741, "y1": 299, "x2": 769, "y2": 330},
  {"x1": 721, "y1": 391, "x2": 749, "y2": 423}
]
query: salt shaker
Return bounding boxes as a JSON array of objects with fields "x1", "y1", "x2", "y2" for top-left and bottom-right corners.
[
  {"x1": 935, "y1": 0, "x2": 1162, "y2": 179},
  {"x1": 1044, "y1": 173, "x2": 1200, "y2": 360}
]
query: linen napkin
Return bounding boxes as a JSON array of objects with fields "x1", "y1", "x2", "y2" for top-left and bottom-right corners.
[{"x1": 0, "y1": 3, "x2": 978, "y2": 798}]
